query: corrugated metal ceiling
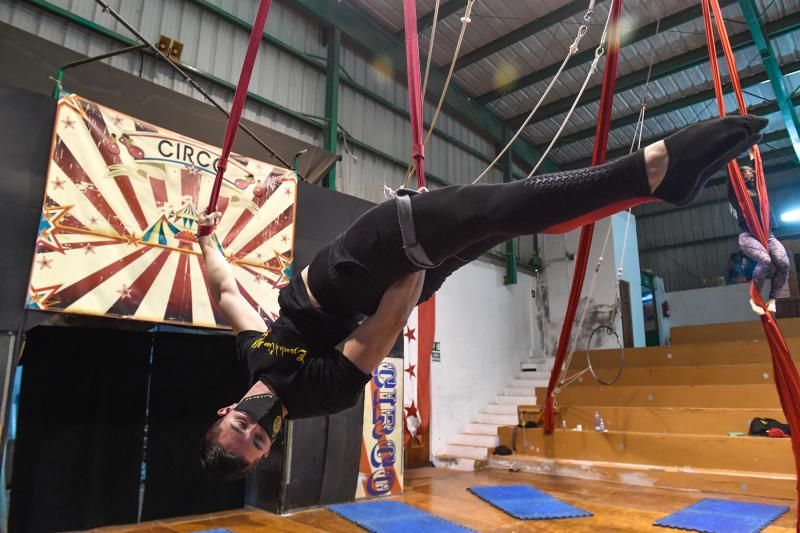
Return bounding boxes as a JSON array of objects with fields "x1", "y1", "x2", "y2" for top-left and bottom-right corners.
[{"x1": 345, "y1": 0, "x2": 800, "y2": 170}]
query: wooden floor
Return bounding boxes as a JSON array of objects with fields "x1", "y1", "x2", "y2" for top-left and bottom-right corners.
[{"x1": 96, "y1": 467, "x2": 797, "y2": 532}]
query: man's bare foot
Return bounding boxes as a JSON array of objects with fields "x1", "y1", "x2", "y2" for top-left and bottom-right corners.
[{"x1": 645, "y1": 140, "x2": 669, "y2": 193}]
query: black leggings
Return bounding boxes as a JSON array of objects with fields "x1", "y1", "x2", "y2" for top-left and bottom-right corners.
[{"x1": 308, "y1": 150, "x2": 650, "y2": 317}]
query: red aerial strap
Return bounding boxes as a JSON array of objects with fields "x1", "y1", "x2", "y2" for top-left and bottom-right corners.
[
  {"x1": 403, "y1": 0, "x2": 427, "y2": 189},
  {"x1": 206, "y1": 0, "x2": 273, "y2": 212},
  {"x1": 703, "y1": 0, "x2": 800, "y2": 524},
  {"x1": 402, "y1": 0, "x2": 433, "y2": 444},
  {"x1": 542, "y1": 0, "x2": 624, "y2": 433}
]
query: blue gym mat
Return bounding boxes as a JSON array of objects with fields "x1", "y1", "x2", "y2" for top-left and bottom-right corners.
[
  {"x1": 467, "y1": 484, "x2": 592, "y2": 520},
  {"x1": 191, "y1": 530, "x2": 232, "y2": 533},
  {"x1": 654, "y1": 498, "x2": 789, "y2": 533},
  {"x1": 328, "y1": 500, "x2": 475, "y2": 533}
]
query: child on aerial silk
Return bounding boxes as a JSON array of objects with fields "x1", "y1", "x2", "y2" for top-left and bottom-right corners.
[
  {"x1": 729, "y1": 164, "x2": 790, "y2": 315},
  {"x1": 197, "y1": 115, "x2": 767, "y2": 480}
]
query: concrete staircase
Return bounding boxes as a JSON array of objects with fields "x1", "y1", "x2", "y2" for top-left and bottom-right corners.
[
  {"x1": 489, "y1": 318, "x2": 800, "y2": 500},
  {"x1": 433, "y1": 361, "x2": 552, "y2": 471}
]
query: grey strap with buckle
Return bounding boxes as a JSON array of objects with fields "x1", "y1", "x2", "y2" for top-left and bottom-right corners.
[{"x1": 395, "y1": 189, "x2": 440, "y2": 269}]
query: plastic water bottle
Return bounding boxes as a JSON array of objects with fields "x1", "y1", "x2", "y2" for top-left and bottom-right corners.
[{"x1": 594, "y1": 410, "x2": 602, "y2": 432}]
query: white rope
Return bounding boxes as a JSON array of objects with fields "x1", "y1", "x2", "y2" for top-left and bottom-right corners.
[
  {"x1": 405, "y1": 0, "x2": 476, "y2": 187},
  {"x1": 557, "y1": 15, "x2": 662, "y2": 390},
  {"x1": 525, "y1": 2, "x2": 615, "y2": 179},
  {"x1": 473, "y1": 0, "x2": 597, "y2": 184}
]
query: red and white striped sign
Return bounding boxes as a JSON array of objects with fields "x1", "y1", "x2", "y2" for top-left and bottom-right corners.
[{"x1": 27, "y1": 94, "x2": 296, "y2": 328}]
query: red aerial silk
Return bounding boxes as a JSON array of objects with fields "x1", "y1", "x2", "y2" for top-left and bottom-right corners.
[
  {"x1": 207, "y1": 0, "x2": 273, "y2": 212},
  {"x1": 542, "y1": 0, "x2": 624, "y2": 433},
  {"x1": 702, "y1": 0, "x2": 800, "y2": 526}
]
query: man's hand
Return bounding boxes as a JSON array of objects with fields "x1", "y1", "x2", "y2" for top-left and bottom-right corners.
[
  {"x1": 198, "y1": 209, "x2": 222, "y2": 228},
  {"x1": 198, "y1": 209, "x2": 221, "y2": 237},
  {"x1": 339, "y1": 271, "x2": 425, "y2": 374}
]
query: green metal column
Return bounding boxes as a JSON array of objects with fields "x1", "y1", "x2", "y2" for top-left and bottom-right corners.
[
  {"x1": 324, "y1": 27, "x2": 341, "y2": 190},
  {"x1": 502, "y1": 127, "x2": 518, "y2": 285},
  {"x1": 740, "y1": 0, "x2": 800, "y2": 164}
]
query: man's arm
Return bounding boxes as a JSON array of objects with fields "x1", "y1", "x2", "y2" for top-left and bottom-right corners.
[
  {"x1": 198, "y1": 211, "x2": 267, "y2": 334},
  {"x1": 339, "y1": 271, "x2": 425, "y2": 374}
]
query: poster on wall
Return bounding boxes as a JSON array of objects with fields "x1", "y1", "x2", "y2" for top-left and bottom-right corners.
[
  {"x1": 26, "y1": 94, "x2": 296, "y2": 328},
  {"x1": 356, "y1": 357, "x2": 404, "y2": 499}
]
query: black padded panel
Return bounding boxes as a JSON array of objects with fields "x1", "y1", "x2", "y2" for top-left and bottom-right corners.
[{"x1": 9, "y1": 327, "x2": 150, "y2": 533}]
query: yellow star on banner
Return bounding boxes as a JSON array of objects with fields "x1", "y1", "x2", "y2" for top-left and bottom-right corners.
[
  {"x1": 264, "y1": 249, "x2": 293, "y2": 288},
  {"x1": 37, "y1": 204, "x2": 73, "y2": 253},
  {"x1": 28, "y1": 284, "x2": 61, "y2": 310}
]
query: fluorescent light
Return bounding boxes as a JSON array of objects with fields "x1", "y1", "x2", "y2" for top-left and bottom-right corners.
[{"x1": 781, "y1": 208, "x2": 800, "y2": 223}]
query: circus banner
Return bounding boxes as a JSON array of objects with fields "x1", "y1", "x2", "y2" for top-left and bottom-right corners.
[
  {"x1": 26, "y1": 94, "x2": 296, "y2": 328},
  {"x1": 356, "y1": 358, "x2": 404, "y2": 499}
]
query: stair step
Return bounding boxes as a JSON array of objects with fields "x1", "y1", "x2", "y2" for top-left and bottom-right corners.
[
  {"x1": 672, "y1": 317, "x2": 800, "y2": 344},
  {"x1": 581, "y1": 338, "x2": 800, "y2": 369},
  {"x1": 554, "y1": 406, "x2": 784, "y2": 435},
  {"x1": 432, "y1": 456, "x2": 487, "y2": 472},
  {"x1": 495, "y1": 395, "x2": 533, "y2": 405},
  {"x1": 441, "y1": 444, "x2": 489, "y2": 460},
  {"x1": 536, "y1": 384, "x2": 780, "y2": 409},
  {"x1": 450, "y1": 433, "x2": 499, "y2": 448},
  {"x1": 569, "y1": 363, "x2": 775, "y2": 387},
  {"x1": 511, "y1": 378, "x2": 548, "y2": 388},
  {"x1": 488, "y1": 455, "x2": 796, "y2": 501},
  {"x1": 504, "y1": 387, "x2": 536, "y2": 397},
  {"x1": 465, "y1": 423, "x2": 501, "y2": 436},
  {"x1": 522, "y1": 360, "x2": 554, "y2": 371},
  {"x1": 516, "y1": 372, "x2": 551, "y2": 380},
  {"x1": 499, "y1": 427, "x2": 793, "y2": 474},
  {"x1": 483, "y1": 404, "x2": 517, "y2": 415},
  {"x1": 475, "y1": 413, "x2": 518, "y2": 426}
]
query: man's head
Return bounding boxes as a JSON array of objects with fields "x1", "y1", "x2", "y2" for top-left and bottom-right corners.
[
  {"x1": 199, "y1": 402, "x2": 277, "y2": 480},
  {"x1": 741, "y1": 165, "x2": 755, "y2": 182}
]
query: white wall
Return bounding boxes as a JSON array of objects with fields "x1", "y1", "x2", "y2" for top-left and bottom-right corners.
[
  {"x1": 430, "y1": 260, "x2": 536, "y2": 456},
  {"x1": 667, "y1": 283, "x2": 756, "y2": 327}
]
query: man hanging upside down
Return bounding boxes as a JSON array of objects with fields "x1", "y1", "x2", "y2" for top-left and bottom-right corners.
[{"x1": 197, "y1": 115, "x2": 768, "y2": 480}]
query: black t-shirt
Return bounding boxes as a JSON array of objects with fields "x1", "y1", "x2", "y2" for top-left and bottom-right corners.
[{"x1": 235, "y1": 275, "x2": 371, "y2": 418}]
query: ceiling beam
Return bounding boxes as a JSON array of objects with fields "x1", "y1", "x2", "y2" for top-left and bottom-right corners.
[
  {"x1": 476, "y1": 0, "x2": 738, "y2": 105},
  {"x1": 286, "y1": 0, "x2": 560, "y2": 173},
  {"x1": 740, "y1": 0, "x2": 800, "y2": 164},
  {"x1": 453, "y1": 0, "x2": 607, "y2": 72},
  {"x1": 509, "y1": 10, "x2": 800, "y2": 128},
  {"x1": 545, "y1": 57, "x2": 800, "y2": 149},
  {"x1": 396, "y1": 0, "x2": 466, "y2": 38}
]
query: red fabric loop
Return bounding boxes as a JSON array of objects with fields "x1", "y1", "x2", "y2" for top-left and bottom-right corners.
[
  {"x1": 704, "y1": 1, "x2": 800, "y2": 525},
  {"x1": 197, "y1": 225, "x2": 216, "y2": 237},
  {"x1": 206, "y1": 0, "x2": 273, "y2": 213},
  {"x1": 412, "y1": 143, "x2": 425, "y2": 160},
  {"x1": 542, "y1": 0, "x2": 624, "y2": 434}
]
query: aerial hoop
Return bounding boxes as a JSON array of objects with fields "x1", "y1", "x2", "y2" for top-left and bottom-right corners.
[{"x1": 586, "y1": 325, "x2": 624, "y2": 386}]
